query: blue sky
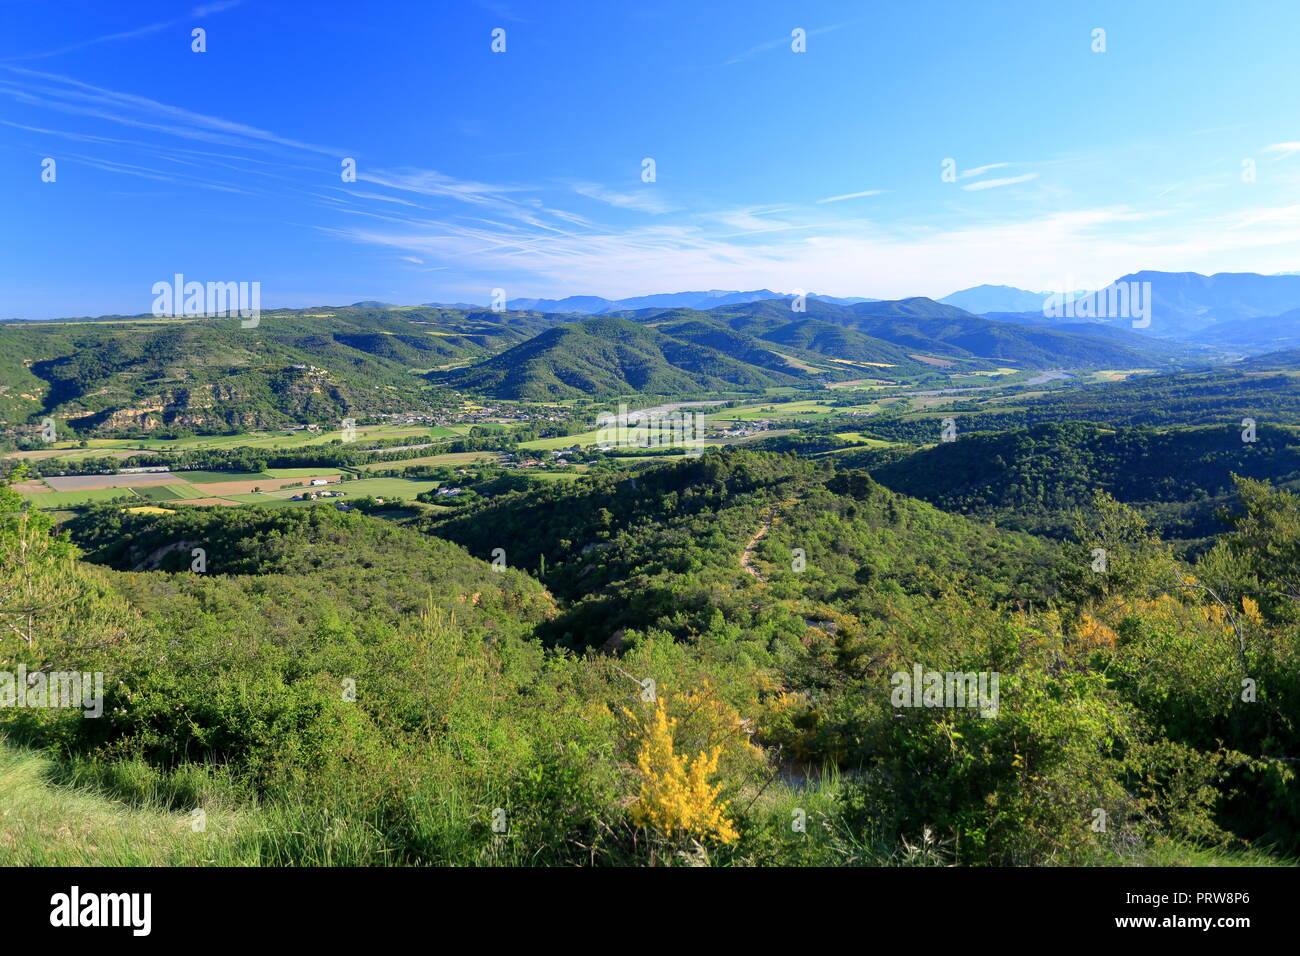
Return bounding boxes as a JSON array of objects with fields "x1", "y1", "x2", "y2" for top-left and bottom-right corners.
[{"x1": 3, "y1": 0, "x2": 1300, "y2": 318}]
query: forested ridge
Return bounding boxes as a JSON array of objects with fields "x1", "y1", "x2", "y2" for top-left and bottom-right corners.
[{"x1": 867, "y1": 421, "x2": 1300, "y2": 540}]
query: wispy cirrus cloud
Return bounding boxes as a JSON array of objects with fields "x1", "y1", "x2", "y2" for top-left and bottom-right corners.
[
  {"x1": 476, "y1": 1, "x2": 531, "y2": 24},
  {"x1": 344, "y1": 190, "x2": 421, "y2": 207},
  {"x1": 356, "y1": 167, "x2": 529, "y2": 205},
  {"x1": 959, "y1": 162, "x2": 1011, "y2": 179},
  {"x1": 3, "y1": 1, "x2": 245, "y2": 62},
  {"x1": 306, "y1": 140, "x2": 1300, "y2": 299},
  {"x1": 815, "y1": 189, "x2": 884, "y2": 204},
  {"x1": 1220, "y1": 202, "x2": 1300, "y2": 231},
  {"x1": 1264, "y1": 142, "x2": 1300, "y2": 159},
  {"x1": 320, "y1": 192, "x2": 1300, "y2": 304},
  {"x1": 0, "y1": 118, "x2": 294, "y2": 174},
  {"x1": 0, "y1": 65, "x2": 342, "y2": 154},
  {"x1": 571, "y1": 182, "x2": 676, "y2": 214},
  {"x1": 722, "y1": 23, "x2": 847, "y2": 65},
  {"x1": 1, "y1": 64, "x2": 580, "y2": 241},
  {"x1": 0, "y1": 118, "x2": 141, "y2": 147},
  {"x1": 61, "y1": 152, "x2": 254, "y2": 194},
  {"x1": 8, "y1": 60, "x2": 1300, "y2": 307},
  {"x1": 962, "y1": 173, "x2": 1039, "y2": 191}
]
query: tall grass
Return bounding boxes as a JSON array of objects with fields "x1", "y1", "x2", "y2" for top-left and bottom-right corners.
[
  {"x1": 3, "y1": 738, "x2": 1288, "y2": 866},
  {"x1": 0, "y1": 740, "x2": 252, "y2": 865}
]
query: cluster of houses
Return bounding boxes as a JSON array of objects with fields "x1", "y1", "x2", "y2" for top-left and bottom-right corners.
[
  {"x1": 500, "y1": 447, "x2": 578, "y2": 469},
  {"x1": 384, "y1": 413, "x2": 442, "y2": 426},
  {"x1": 437, "y1": 403, "x2": 566, "y2": 428},
  {"x1": 280, "y1": 401, "x2": 577, "y2": 438},
  {"x1": 290, "y1": 478, "x2": 345, "y2": 501},
  {"x1": 718, "y1": 420, "x2": 775, "y2": 439},
  {"x1": 290, "y1": 489, "x2": 345, "y2": 501}
]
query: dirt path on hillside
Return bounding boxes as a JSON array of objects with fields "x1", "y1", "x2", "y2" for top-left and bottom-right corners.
[{"x1": 741, "y1": 507, "x2": 776, "y2": 582}]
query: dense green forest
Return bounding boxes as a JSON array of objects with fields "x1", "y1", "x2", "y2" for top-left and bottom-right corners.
[
  {"x1": 866, "y1": 421, "x2": 1300, "y2": 541},
  {"x1": 4, "y1": 447, "x2": 1297, "y2": 865},
  {"x1": 888, "y1": 367, "x2": 1300, "y2": 432}
]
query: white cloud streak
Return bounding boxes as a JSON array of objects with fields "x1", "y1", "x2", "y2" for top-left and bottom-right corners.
[
  {"x1": 815, "y1": 189, "x2": 884, "y2": 204},
  {"x1": 962, "y1": 173, "x2": 1039, "y2": 191},
  {"x1": 3, "y1": 2, "x2": 245, "y2": 62}
]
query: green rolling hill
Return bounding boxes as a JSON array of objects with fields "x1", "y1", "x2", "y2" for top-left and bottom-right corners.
[
  {"x1": 0, "y1": 305, "x2": 566, "y2": 434},
  {"x1": 431, "y1": 315, "x2": 807, "y2": 399}
]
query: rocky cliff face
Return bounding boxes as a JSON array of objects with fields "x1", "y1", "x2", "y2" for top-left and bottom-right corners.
[{"x1": 67, "y1": 368, "x2": 352, "y2": 435}]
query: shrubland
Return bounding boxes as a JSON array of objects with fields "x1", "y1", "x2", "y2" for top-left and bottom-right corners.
[{"x1": 1, "y1": 449, "x2": 1296, "y2": 865}]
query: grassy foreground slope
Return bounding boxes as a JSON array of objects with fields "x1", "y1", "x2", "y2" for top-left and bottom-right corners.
[{"x1": 0, "y1": 742, "x2": 251, "y2": 865}]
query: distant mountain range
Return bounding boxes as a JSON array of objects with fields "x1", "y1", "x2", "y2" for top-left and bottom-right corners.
[
  {"x1": 416, "y1": 272, "x2": 1300, "y2": 348},
  {"x1": 1113, "y1": 271, "x2": 1300, "y2": 338},
  {"x1": 421, "y1": 286, "x2": 1066, "y2": 318},
  {"x1": 18, "y1": 271, "x2": 1300, "y2": 350},
  {"x1": 939, "y1": 272, "x2": 1300, "y2": 347},
  {"x1": 488, "y1": 290, "x2": 879, "y2": 314},
  {"x1": 10, "y1": 271, "x2": 1300, "y2": 426},
  {"x1": 432, "y1": 296, "x2": 1180, "y2": 399},
  {"x1": 352, "y1": 271, "x2": 1300, "y2": 353}
]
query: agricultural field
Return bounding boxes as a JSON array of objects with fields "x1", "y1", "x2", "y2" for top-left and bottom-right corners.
[
  {"x1": 130, "y1": 484, "x2": 207, "y2": 501},
  {"x1": 4, "y1": 423, "x2": 463, "y2": 460},
  {"x1": 516, "y1": 429, "x2": 605, "y2": 451},
  {"x1": 3, "y1": 447, "x2": 139, "y2": 462},
  {"x1": 219, "y1": 494, "x2": 309, "y2": 508},
  {"x1": 322, "y1": 477, "x2": 439, "y2": 499},
  {"x1": 19, "y1": 468, "x2": 346, "y2": 509},
  {"x1": 230, "y1": 476, "x2": 441, "y2": 505},
  {"x1": 825, "y1": 377, "x2": 900, "y2": 389},
  {"x1": 196, "y1": 475, "x2": 343, "y2": 496},
  {"x1": 43, "y1": 472, "x2": 181, "y2": 490},
  {"x1": 21, "y1": 487, "x2": 134, "y2": 508},
  {"x1": 830, "y1": 433, "x2": 901, "y2": 447},
  {"x1": 145, "y1": 470, "x2": 270, "y2": 484},
  {"x1": 706, "y1": 400, "x2": 842, "y2": 421},
  {"x1": 1079, "y1": 368, "x2": 1157, "y2": 383},
  {"x1": 358, "y1": 451, "x2": 499, "y2": 471},
  {"x1": 264, "y1": 467, "x2": 359, "y2": 478}
]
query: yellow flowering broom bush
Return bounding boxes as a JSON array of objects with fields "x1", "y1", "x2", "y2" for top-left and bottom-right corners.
[{"x1": 623, "y1": 682, "x2": 763, "y2": 845}]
